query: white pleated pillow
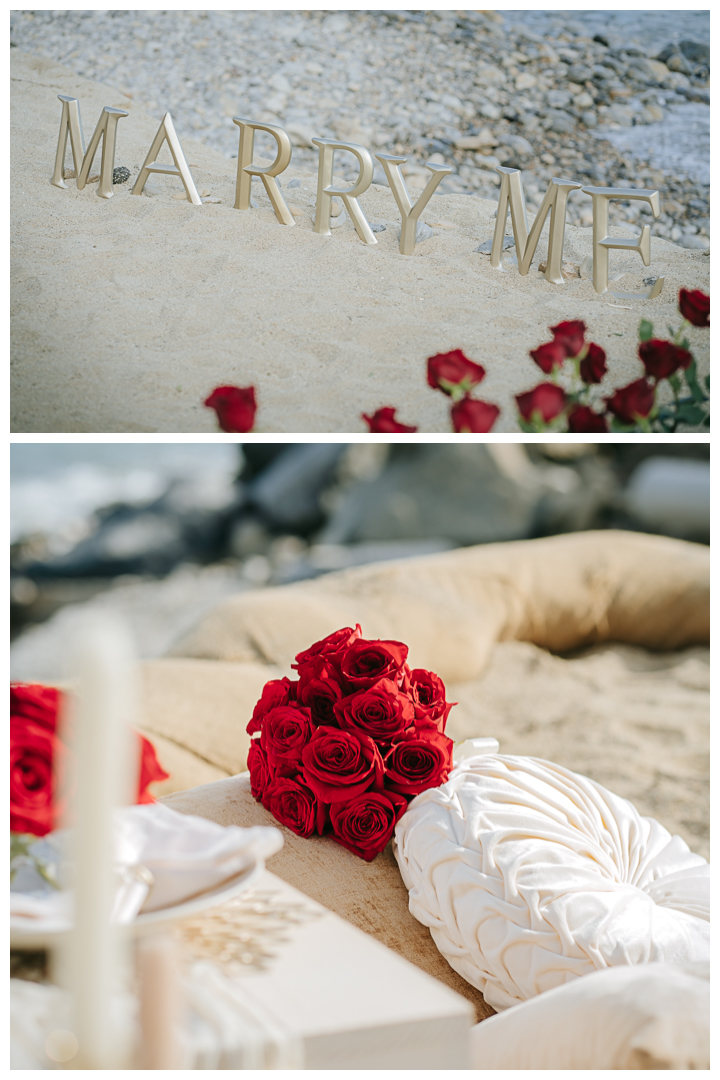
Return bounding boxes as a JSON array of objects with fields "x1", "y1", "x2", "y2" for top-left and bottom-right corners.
[{"x1": 393, "y1": 755, "x2": 710, "y2": 1012}]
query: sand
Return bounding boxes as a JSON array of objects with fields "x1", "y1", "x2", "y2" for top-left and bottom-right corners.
[{"x1": 11, "y1": 50, "x2": 710, "y2": 434}]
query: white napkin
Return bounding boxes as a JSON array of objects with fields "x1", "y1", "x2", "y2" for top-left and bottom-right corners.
[{"x1": 11, "y1": 803, "x2": 283, "y2": 930}]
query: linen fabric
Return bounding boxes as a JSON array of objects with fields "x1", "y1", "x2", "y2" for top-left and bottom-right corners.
[
  {"x1": 393, "y1": 754, "x2": 710, "y2": 1011},
  {"x1": 468, "y1": 961, "x2": 710, "y2": 1069},
  {"x1": 10, "y1": 803, "x2": 283, "y2": 932}
]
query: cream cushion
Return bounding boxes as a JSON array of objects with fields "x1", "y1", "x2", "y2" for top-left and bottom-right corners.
[
  {"x1": 469, "y1": 961, "x2": 710, "y2": 1069},
  {"x1": 393, "y1": 755, "x2": 710, "y2": 1012}
]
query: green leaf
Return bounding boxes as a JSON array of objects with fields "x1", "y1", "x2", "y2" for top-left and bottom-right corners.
[
  {"x1": 638, "y1": 319, "x2": 654, "y2": 342},
  {"x1": 518, "y1": 418, "x2": 535, "y2": 433},
  {"x1": 675, "y1": 404, "x2": 706, "y2": 425}
]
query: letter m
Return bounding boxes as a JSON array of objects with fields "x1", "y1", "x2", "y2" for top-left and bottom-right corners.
[
  {"x1": 490, "y1": 167, "x2": 582, "y2": 284},
  {"x1": 50, "y1": 95, "x2": 128, "y2": 199}
]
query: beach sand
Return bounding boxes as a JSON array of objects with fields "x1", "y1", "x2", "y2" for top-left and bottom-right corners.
[{"x1": 11, "y1": 50, "x2": 710, "y2": 433}]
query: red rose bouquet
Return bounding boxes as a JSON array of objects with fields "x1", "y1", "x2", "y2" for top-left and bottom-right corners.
[
  {"x1": 10, "y1": 683, "x2": 170, "y2": 838},
  {"x1": 247, "y1": 626, "x2": 455, "y2": 861}
]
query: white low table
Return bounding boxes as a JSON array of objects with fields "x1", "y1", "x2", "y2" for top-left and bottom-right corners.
[{"x1": 221, "y1": 869, "x2": 473, "y2": 1069}]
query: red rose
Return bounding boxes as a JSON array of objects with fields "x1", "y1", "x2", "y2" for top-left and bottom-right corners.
[
  {"x1": 605, "y1": 378, "x2": 655, "y2": 424},
  {"x1": 329, "y1": 789, "x2": 407, "y2": 862},
  {"x1": 293, "y1": 625, "x2": 361, "y2": 681},
  {"x1": 340, "y1": 638, "x2": 409, "y2": 689},
  {"x1": 136, "y1": 735, "x2": 170, "y2": 804},
  {"x1": 529, "y1": 339, "x2": 566, "y2": 375},
  {"x1": 260, "y1": 705, "x2": 313, "y2": 768},
  {"x1": 383, "y1": 730, "x2": 453, "y2": 796},
  {"x1": 450, "y1": 397, "x2": 500, "y2": 433},
  {"x1": 426, "y1": 350, "x2": 486, "y2": 397},
  {"x1": 204, "y1": 385, "x2": 257, "y2": 433},
  {"x1": 638, "y1": 339, "x2": 693, "y2": 381},
  {"x1": 10, "y1": 718, "x2": 65, "y2": 836},
  {"x1": 678, "y1": 288, "x2": 709, "y2": 328},
  {"x1": 10, "y1": 684, "x2": 169, "y2": 837},
  {"x1": 550, "y1": 319, "x2": 586, "y2": 358},
  {"x1": 516, "y1": 383, "x2": 567, "y2": 424},
  {"x1": 334, "y1": 679, "x2": 415, "y2": 743},
  {"x1": 247, "y1": 677, "x2": 297, "y2": 736},
  {"x1": 247, "y1": 740, "x2": 272, "y2": 808},
  {"x1": 567, "y1": 405, "x2": 609, "y2": 433},
  {"x1": 267, "y1": 776, "x2": 318, "y2": 838},
  {"x1": 299, "y1": 672, "x2": 344, "y2": 726},
  {"x1": 301, "y1": 729, "x2": 383, "y2": 803},
  {"x1": 361, "y1": 407, "x2": 418, "y2": 433},
  {"x1": 579, "y1": 342, "x2": 607, "y2": 385},
  {"x1": 406, "y1": 669, "x2": 451, "y2": 728}
]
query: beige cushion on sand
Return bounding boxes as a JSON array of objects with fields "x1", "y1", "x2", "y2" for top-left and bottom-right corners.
[
  {"x1": 161, "y1": 772, "x2": 494, "y2": 1022},
  {"x1": 169, "y1": 531, "x2": 708, "y2": 677}
]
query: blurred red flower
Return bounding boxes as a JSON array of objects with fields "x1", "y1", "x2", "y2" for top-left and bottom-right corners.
[
  {"x1": 361, "y1": 407, "x2": 418, "y2": 433},
  {"x1": 605, "y1": 378, "x2": 655, "y2": 424},
  {"x1": 204, "y1": 385, "x2": 257, "y2": 432},
  {"x1": 678, "y1": 288, "x2": 709, "y2": 328},
  {"x1": 516, "y1": 383, "x2": 567, "y2": 424},
  {"x1": 450, "y1": 397, "x2": 500, "y2": 432}
]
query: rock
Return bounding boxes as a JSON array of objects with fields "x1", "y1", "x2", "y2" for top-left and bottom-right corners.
[
  {"x1": 678, "y1": 234, "x2": 709, "y2": 250},
  {"x1": 202, "y1": 197, "x2": 221, "y2": 204},
  {"x1": 248, "y1": 443, "x2": 346, "y2": 533},
  {"x1": 678, "y1": 40, "x2": 709, "y2": 65},
  {"x1": 112, "y1": 166, "x2": 130, "y2": 184},
  {"x1": 330, "y1": 199, "x2": 343, "y2": 217},
  {"x1": 546, "y1": 89, "x2": 573, "y2": 109},
  {"x1": 499, "y1": 134, "x2": 535, "y2": 158},
  {"x1": 574, "y1": 91, "x2": 594, "y2": 109},
  {"x1": 666, "y1": 53, "x2": 692, "y2": 75},
  {"x1": 545, "y1": 110, "x2": 576, "y2": 135},
  {"x1": 637, "y1": 58, "x2": 670, "y2": 81},
  {"x1": 515, "y1": 72, "x2": 537, "y2": 91},
  {"x1": 287, "y1": 204, "x2": 303, "y2": 216},
  {"x1": 475, "y1": 236, "x2": 514, "y2": 254},
  {"x1": 284, "y1": 122, "x2": 317, "y2": 148},
  {"x1": 581, "y1": 111, "x2": 598, "y2": 129},
  {"x1": 319, "y1": 446, "x2": 539, "y2": 545},
  {"x1": 199, "y1": 188, "x2": 211, "y2": 197},
  {"x1": 579, "y1": 255, "x2": 593, "y2": 279},
  {"x1": 369, "y1": 222, "x2": 386, "y2": 233},
  {"x1": 477, "y1": 101, "x2": 501, "y2": 120},
  {"x1": 310, "y1": 208, "x2": 347, "y2": 228},
  {"x1": 287, "y1": 178, "x2": 301, "y2": 189},
  {"x1": 395, "y1": 221, "x2": 433, "y2": 244},
  {"x1": 454, "y1": 132, "x2": 497, "y2": 150},
  {"x1": 605, "y1": 104, "x2": 634, "y2": 126},
  {"x1": 643, "y1": 104, "x2": 664, "y2": 122},
  {"x1": 624, "y1": 458, "x2": 709, "y2": 541},
  {"x1": 567, "y1": 64, "x2": 594, "y2": 83}
]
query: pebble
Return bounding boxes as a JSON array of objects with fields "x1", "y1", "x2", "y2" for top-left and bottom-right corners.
[
  {"x1": 202, "y1": 196, "x2": 221, "y2": 204},
  {"x1": 112, "y1": 165, "x2": 131, "y2": 184},
  {"x1": 11, "y1": 9, "x2": 708, "y2": 243},
  {"x1": 475, "y1": 236, "x2": 515, "y2": 254},
  {"x1": 287, "y1": 178, "x2": 302, "y2": 189}
]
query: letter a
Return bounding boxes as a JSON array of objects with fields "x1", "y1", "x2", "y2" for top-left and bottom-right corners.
[
  {"x1": 491, "y1": 167, "x2": 582, "y2": 284},
  {"x1": 375, "y1": 154, "x2": 452, "y2": 255},
  {"x1": 131, "y1": 114, "x2": 201, "y2": 205},
  {"x1": 50, "y1": 95, "x2": 128, "y2": 199}
]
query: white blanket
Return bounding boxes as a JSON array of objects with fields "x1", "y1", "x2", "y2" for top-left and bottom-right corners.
[{"x1": 393, "y1": 754, "x2": 710, "y2": 1011}]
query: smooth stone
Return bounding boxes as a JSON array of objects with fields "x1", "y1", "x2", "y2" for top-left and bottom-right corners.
[
  {"x1": 475, "y1": 235, "x2": 514, "y2": 254},
  {"x1": 287, "y1": 179, "x2": 302, "y2": 189},
  {"x1": 369, "y1": 223, "x2": 386, "y2": 233}
]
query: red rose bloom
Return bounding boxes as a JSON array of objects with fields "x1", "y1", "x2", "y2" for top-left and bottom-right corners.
[
  {"x1": 260, "y1": 705, "x2": 313, "y2": 768},
  {"x1": 529, "y1": 339, "x2": 566, "y2": 375},
  {"x1": 426, "y1": 350, "x2": 486, "y2": 397},
  {"x1": 361, "y1": 407, "x2": 418, "y2": 433},
  {"x1": 267, "y1": 776, "x2": 318, "y2": 838},
  {"x1": 340, "y1": 638, "x2": 409, "y2": 689},
  {"x1": 299, "y1": 672, "x2": 344, "y2": 726},
  {"x1": 406, "y1": 669, "x2": 451, "y2": 728},
  {"x1": 605, "y1": 378, "x2": 655, "y2": 424},
  {"x1": 450, "y1": 397, "x2": 500, "y2": 433},
  {"x1": 301, "y1": 728, "x2": 383, "y2": 803},
  {"x1": 10, "y1": 684, "x2": 169, "y2": 837},
  {"x1": 334, "y1": 679, "x2": 415, "y2": 743},
  {"x1": 579, "y1": 342, "x2": 607, "y2": 385},
  {"x1": 247, "y1": 677, "x2": 296, "y2": 736},
  {"x1": 516, "y1": 383, "x2": 567, "y2": 424},
  {"x1": 550, "y1": 319, "x2": 586, "y2": 358},
  {"x1": 293, "y1": 625, "x2": 361, "y2": 681},
  {"x1": 247, "y1": 740, "x2": 272, "y2": 808},
  {"x1": 567, "y1": 405, "x2": 609, "y2": 433},
  {"x1": 383, "y1": 730, "x2": 453, "y2": 796},
  {"x1": 678, "y1": 288, "x2": 709, "y2": 328},
  {"x1": 204, "y1": 385, "x2": 257, "y2": 433},
  {"x1": 329, "y1": 790, "x2": 407, "y2": 862},
  {"x1": 638, "y1": 339, "x2": 693, "y2": 381}
]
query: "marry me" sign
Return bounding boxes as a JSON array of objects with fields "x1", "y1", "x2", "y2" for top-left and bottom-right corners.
[{"x1": 50, "y1": 95, "x2": 664, "y2": 301}]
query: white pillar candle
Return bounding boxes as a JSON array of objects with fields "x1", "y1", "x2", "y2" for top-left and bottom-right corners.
[{"x1": 62, "y1": 614, "x2": 138, "y2": 1069}]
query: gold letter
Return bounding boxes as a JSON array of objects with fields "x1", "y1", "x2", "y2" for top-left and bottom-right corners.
[
  {"x1": 375, "y1": 154, "x2": 452, "y2": 255},
  {"x1": 491, "y1": 167, "x2": 582, "y2": 284},
  {"x1": 232, "y1": 118, "x2": 294, "y2": 226},
  {"x1": 582, "y1": 186, "x2": 663, "y2": 299},
  {"x1": 131, "y1": 113, "x2": 201, "y2": 205},
  {"x1": 50, "y1": 95, "x2": 128, "y2": 200},
  {"x1": 312, "y1": 139, "x2": 376, "y2": 244}
]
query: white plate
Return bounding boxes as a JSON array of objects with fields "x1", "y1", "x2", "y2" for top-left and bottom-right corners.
[{"x1": 10, "y1": 860, "x2": 264, "y2": 951}]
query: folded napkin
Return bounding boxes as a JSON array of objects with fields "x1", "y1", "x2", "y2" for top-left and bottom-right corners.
[{"x1": 11, "y1": 803, "x2": 283, "y2": 931}]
